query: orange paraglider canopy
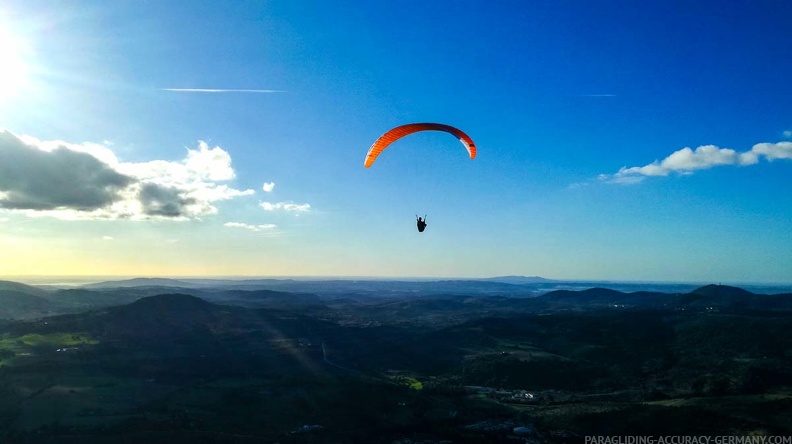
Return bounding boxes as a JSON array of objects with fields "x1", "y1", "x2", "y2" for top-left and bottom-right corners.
[{"x1": 364, "y1": 123, "x2": 476, "y2": 168}]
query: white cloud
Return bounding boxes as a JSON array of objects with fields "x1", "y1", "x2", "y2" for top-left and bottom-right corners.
[
  {"x1": 616, "y1": 163, "x2": 669, "y2": 178},
  {"x1": 118, "y1": 141, "x2": 236, "y2": 183},
  {"x1": 0, "y1": 217, "x2": 9, "y2": 222},
  {"x1": 262, "y1": 182, "x2": 275, "y2": 192},
  {"x1": 660, "y1": 145, "x2": 757, "y2": 171},
  {"x1": 751, "y1": 141, "x2": 792, "y2": 160},
  {"x1": 783, "y1": 130, "x2": 791, "y2": 138},
  {"x1": 259, "y1": 201, "x2": 311, "y2": 213},
  {"x1": 0, "y1": 129, "x2": 253, "y2": 220},
  {"x1": 601, "y1": 141, "x2": 791, "y2": 184},
  {"x1": 224, "y1": 222, "x2": 278, "y2": 232},
  {"x1": 102, "y1": 236, "x2": 114, "y2": 240},
  {"x1": 182, "y1": 141, "x2": 236, "y2": 181},
  {"x1": 189, "y1": 184, "x2": 255, "y2": 202},
  {"x1": 17, "y1": 134, "x2": 120, "y2": 166}
]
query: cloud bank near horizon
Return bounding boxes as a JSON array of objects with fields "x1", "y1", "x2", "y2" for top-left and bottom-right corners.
[
  {"x1": 0, "y1": 130, "x2": 254, "y2": 220},
  {"x1": 224, "y1": 222, "x2": 278, "y2": 232},
  {"x1": 259, "y1": 201, "x2": 311, "y2": 213},
  {"x1": 601, "y1": 141, "x2": 792, "y2": 184}
]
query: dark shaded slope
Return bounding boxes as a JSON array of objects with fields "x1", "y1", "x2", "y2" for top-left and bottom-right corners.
[
  {"x1": 402, "y1": 309, "x2": 792, "y2": 397},
  {"x1": 690, "y1": 284, "x2": 754, "y2": 298},
  {"x1": 8, "y1": 293, "x2": 341, "y2": 345},
  {"x1": 3, "y1": 293, "x2": 347, "y2": 381},
  {"x1": 97, "y1": 294, "x2": 256, "y2": 340},
  {"x1": 678, "y1": 285, "x2": 792, "y2": 311},
  {"x1": 202, "y1": 289, "x2": 327, "y2": 310},
  {"x1": 0, "y1": 290, "x2": 58, "y2": 319},
  {"x1": 0, "y1": 280, "x2": 51, "y2": 297},
  {"x1": 23, "y1": 294, "x2": 263, "y2": 342},
  {"x1": 536, "y1": 287, "x2": 670, "y2": 310}
]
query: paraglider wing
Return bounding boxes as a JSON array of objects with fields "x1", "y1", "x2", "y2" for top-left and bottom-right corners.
[{"x1": 364, "y1": 123, "x2": 476, "y2": 168}]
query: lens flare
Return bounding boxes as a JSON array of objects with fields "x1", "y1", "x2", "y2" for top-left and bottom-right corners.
[{"x1": 0, "y1": 26, "x2": 31, "y2": 102}]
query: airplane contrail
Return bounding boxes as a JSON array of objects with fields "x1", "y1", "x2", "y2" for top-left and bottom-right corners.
[{"x1": 162, "y1": 88, "x2": 285, "y2": 93}]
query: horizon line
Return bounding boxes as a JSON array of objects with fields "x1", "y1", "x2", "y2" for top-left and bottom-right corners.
[{"x1": 3, "y1": 274, "x2": 791, "y2": 287}]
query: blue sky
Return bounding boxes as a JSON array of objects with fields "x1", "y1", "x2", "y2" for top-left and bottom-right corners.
[{"x1": 1, "y1": 0, "x2": 791, "y2": 282}]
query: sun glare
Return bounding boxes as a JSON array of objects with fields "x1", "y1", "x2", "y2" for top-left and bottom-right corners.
[{"x1": 0, "y1": 26, "x2": 30, "y2": 102}]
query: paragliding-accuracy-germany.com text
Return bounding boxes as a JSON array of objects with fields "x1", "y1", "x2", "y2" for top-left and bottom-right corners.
[{"x1": 585, "y1": 436, "x2": 792, "y2": 444}]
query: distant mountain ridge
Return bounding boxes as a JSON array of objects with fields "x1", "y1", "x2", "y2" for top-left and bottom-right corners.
[
  {"x1": 72, "y1": 276, "x2": 792, "y2": 295},
  {"x1": 84, "y1": 277, "x2": 200, "y2": 289},
  {"x1": 481, "y1": 275, "x2": 555, "y2": 284},
  {"x1": 83, "y1": 277, "x2": 535, "y2": 297},
  {"x1": 538, "y1": 284, "x2": 792, "y2": 311},
  {"x1": 2, "y1": 277, "x2": 792, "y2": 322}
]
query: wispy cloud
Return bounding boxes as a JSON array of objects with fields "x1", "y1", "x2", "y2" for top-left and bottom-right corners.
[
  {"x1": 102, "y1": 236, "x2": 114, "y2": 240},
  {"x1": 566, "y1": 182, "x2": 590, "y2": 190},
  {"x1": 0, "y1": 130, "x2": 254, "y2": 220},
  {"x1": 224, "y1": 222, "x2": 278, "y2": 232},
  {"x1": 260, "y1": 201, "x2": 311, "y2": 213},
  {"x1": 599, "y1": 141, "x2": 792, "y2": 184},
  {"x1": 162, "y1": 88, "x2": 285, "y2": 93},
  {"x1": 262, "y1": 182, "x2": 275, "y2": 192},
  {"x1": 783, "y1": 130, "x2": 792, "y2": 138}
]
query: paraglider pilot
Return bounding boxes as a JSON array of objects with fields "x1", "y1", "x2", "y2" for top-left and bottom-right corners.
[{"x1": 416, "y1": 215, "x2": 427, "y2": 233}]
